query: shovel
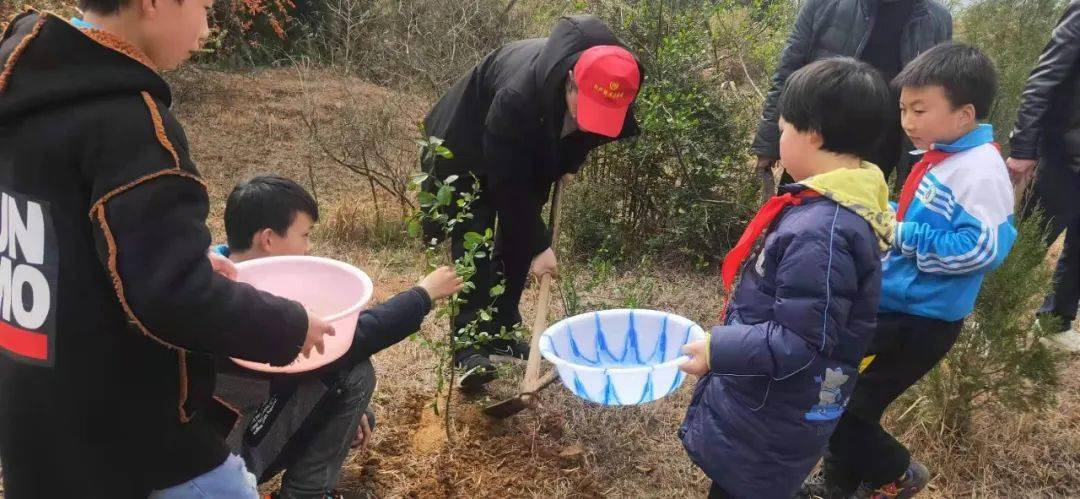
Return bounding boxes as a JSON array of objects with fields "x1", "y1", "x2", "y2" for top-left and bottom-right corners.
[{"x1": 483, "y1": 178, "x2": 565, "y2": 419}]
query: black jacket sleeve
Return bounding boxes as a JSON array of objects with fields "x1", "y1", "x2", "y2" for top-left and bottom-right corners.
[
  {"x1": 337, "y1": 287, "x2": 432, "y2": 365},
  {"x1": 1010, "y1": 2, "x2": 1080, "y2": 160},
  {"x1": 88, "y1": 95, "x2": 307, "y2": 366},
  {"x1": 751, "y1": 0, "x2": 822, "y2": 158},
  {"x1": 481, "y1": 90, "x2": 553, "y2": 258}
]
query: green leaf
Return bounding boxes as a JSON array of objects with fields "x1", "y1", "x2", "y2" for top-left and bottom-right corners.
[
  {"x1": 417, "y1": 191, "x2": 436, "y2": 206},
  {"x1": 436, "y1": 146, "x2": 454, "y2": 159},
  {"x1": 411, "y1": 172, "x2": 429, "y2": 184},
  {"x1": 436, "y1": 185, "x2": 453, "y2": 206},
  {"x1": 489, "y1": 284, "x2": 505, "y2": 297},
  {"x1": 463, "y1": 231, "x2": 484, "y2": 247},
  {"x1": 444, "y1": 174, "x2": 459, "y2": 184},
  {"x1": 406, "y1": 218, "x2": 421, "y2": 237}
]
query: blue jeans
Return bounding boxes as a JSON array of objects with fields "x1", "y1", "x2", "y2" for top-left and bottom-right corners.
[{"x1": 148, "y1": 454, "x2": 258, "y2": 498}]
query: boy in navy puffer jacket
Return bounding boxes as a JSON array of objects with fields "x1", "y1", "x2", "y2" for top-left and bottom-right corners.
[{"x1": 679, "y1": 58, "x2": 896, "y2": 499}]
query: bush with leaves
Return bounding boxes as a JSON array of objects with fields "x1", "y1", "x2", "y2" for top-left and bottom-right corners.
[{"x1": 407, "y1": 137, "x2": 522, "y2": 441}]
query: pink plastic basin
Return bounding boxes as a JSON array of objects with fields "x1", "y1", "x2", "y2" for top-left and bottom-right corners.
[{"x1": 230, "y1": 256, "x2": 373, "y2": 373}]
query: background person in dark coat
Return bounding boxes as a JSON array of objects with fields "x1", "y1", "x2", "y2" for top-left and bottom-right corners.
[
  {"x1": 420, "y1": 15, "x2": 642, "y2": 390},
  {"x1": 1007, "y1": 1, "x2": 1080, "y2": 352},
  {"x1": 753, "y1": 0, "x2": 952, "y2": 186}
]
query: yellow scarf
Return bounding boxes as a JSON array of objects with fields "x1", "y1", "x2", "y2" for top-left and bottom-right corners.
[{"x1": 799, "y1": 161, "x2": 894, "y2": 251}]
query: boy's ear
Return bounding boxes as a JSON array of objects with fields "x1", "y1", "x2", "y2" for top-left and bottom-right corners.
[
  {"x1": 959, "y1": 103, "x2": 977, "y2": 126},
  {"x1": 253, "y1": 228, "x2": 275, "y2": 252},
  {"x1": 807, "y1": 129, "x2": 825, "y2": 149}
]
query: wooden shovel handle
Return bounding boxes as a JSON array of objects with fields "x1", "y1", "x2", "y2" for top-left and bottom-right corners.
[
  {"x1": 521, "y1": 178, "x2": 565, "y2": 391},
  {"x1": 759, "y1": 167, "x2": 776, "y2": 206}
]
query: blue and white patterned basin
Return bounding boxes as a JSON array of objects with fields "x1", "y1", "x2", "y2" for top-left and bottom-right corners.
[{"x1": 538, "y1": 309, "x2": 707, "y2": 405}]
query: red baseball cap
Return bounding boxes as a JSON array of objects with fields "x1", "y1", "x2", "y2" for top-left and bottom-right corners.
[{"x1": 573, "y1": 45, "x2": 640, "y2": 138}]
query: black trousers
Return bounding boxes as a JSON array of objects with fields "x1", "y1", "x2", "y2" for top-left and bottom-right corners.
[
  {"x1": 1025, "y1": 139, "x2": 1080, "y2": 326},
  {"x1": 823, "y1": 313, "x2": 963, "y2": 493},
  {"x1": 421, "y1": 174, "x2": 537, "y2": 349}
]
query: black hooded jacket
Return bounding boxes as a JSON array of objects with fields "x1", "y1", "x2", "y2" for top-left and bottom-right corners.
[
  {"x1": 0, "y1": 12, "x2": 307, "y2": 496},
  {"x1": 422, "y1": 15, "x2": 640, "y2": 257}
]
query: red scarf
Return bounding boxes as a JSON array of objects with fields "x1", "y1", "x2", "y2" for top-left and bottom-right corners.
[
  {"x1": 720, "y1": 190, "x2": 820, "y2": 320},
  {"x1": 896, "y1": 149, "x2": 951, "y2": 221}
]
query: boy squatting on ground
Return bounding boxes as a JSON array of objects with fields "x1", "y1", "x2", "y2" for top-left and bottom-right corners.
[
  {"x1": 809, "y1": 43, "x2": 1016, "y2": 499},
  {"x1": 211, "y1": 176, "x2": 463, "y2": 499},
  {"x1": 678, "y1": 57, "x2": 896, "y2": 499},
  {"x1": 0, "y1": 1, "x2": 338, "y2": 497}
]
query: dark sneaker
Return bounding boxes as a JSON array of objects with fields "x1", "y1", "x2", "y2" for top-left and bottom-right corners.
[
  {"x1": 455, "y1": 348, "x2": 496, "y2": 392},
  {"x1": 489, "y1": 339, "x2": 530, "y2": 361},
  {"x1": 853, "y1": 459, "x2": 929, "y2": 499}
]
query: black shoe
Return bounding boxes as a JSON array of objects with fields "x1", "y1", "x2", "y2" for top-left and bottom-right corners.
[
  {"x1": 455, "y1": 348, "x2": 496, "y2": 392},
  {"x1": 798, "y1": 469, "x2": 849, "y2": 499},
  {"x1": 489, "y1": 339, "x2": 530, "y2": 361}
]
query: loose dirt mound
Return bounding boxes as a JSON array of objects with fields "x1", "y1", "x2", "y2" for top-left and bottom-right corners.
[{"x1": 339, "y1": 391, "x2": 601, "y2": 498}]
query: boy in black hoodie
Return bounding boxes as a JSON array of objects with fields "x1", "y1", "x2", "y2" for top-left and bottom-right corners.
[
  {"x1": 422, "y1": 15, "x2": 643, "y2": 390},
  {"x1": 212, "y1": 176, "x2": 462, "y2": 499},
  {"x1": 0, "y1": 3, "x2": 334, "y2": 497}
]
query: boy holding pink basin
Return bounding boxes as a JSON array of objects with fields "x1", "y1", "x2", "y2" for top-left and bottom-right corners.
[{"x1": 213, "y1": 175, "x2": 462, "y2": 499}]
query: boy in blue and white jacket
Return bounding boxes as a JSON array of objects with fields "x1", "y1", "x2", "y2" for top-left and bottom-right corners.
[{"x1": 816, "y1": 43, "x2": 1017, "y2": 499}]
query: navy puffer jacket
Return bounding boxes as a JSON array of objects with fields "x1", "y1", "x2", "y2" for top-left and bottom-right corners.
[{"x1": 680, "y1": 186, "x2": 883, "y2": 498}]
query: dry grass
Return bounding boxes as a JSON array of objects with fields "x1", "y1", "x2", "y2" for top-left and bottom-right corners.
[{"x1": 162, "y1": 66, "x2": 1080, "y2": 498}]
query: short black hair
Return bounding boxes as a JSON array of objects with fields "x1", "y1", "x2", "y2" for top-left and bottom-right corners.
[
  {"x1": 892, "y1": 42, "x2": 998, "y2": 120},
  {"x1": 78, "y1": 0, "x2": 183, "y2": 15},
  {"x1": 778, "y1": 57, "x2": 892, "y2": 159},
  {"x1": 224, "y1": 175, "x2": 319, "y2": 251}
]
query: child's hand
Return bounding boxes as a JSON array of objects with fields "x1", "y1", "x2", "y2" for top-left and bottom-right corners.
[
  {"x1": 207, "y1": 250, "x2": 237, "y2": 280},
  {"x1": 351, "y1": 412, "x2": 372, "y2": 450},
  {"x1": 419, "y1": 266, "x2": 465, "y2": 301},
  {"x1": 679, "y1": 340, "x2": 710, "y2": 377},
  {"x1": 302, "y1": 312, "x2": 336, "y2": 357}
]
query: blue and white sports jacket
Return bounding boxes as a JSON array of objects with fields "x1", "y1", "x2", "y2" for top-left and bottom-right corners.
[{"x1": 880, "y1": 124, "x2": 1017, "y2": 322}]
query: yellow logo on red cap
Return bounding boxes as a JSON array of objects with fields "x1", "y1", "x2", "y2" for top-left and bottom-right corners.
[{"x1": 593, "y1": 80, "x2": 626, "y2": 101}]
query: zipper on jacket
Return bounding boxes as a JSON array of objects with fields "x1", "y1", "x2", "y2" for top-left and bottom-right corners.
[{"x1": 855, "y1": 0, "x2": 876, "y2": 58}]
